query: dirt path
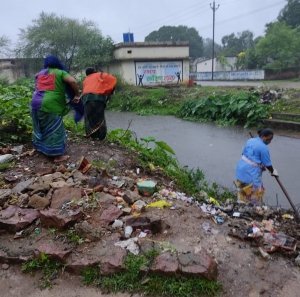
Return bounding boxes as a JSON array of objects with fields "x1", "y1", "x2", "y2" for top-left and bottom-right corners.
[{"x1": 0, "y1": 265, "x2": 139, "y2": 297}]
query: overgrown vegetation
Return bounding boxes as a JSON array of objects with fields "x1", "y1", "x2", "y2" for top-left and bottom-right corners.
[
  {"x1": 109, "y1": 86, "x2": 181, "y2": 115},
  {"x1": 0, "y1": 80, "x2": 33, "y2": 142},
  {"x1": 178, "y1": 92, "x2": 270, "y2": 128},
  {"x1": 22, "y1": 253, "x2": 63, "y2": 289},
  {"x1": 109, "y1": 85, "x2": 273, "y2": 128},
  {"x1": 107, "y1": 129, "x2": 235, "y2": 201},
  {"x1": 81, "y1": 252, "x2": 221, "y2": 297}
]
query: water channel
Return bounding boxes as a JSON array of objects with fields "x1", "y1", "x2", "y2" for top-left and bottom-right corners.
[{"x1": 107, "y1": 111, "x2": 300, "y2": 209}]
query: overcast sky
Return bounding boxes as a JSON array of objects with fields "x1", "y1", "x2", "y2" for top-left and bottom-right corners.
[{"x1": 1, "y1": 0, "x2": 287, "y2": 46}]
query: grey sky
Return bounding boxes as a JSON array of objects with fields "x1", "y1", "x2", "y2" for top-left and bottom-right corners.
[{"x1": 1, "y1": 0, "x2": 287, "y2": 46}]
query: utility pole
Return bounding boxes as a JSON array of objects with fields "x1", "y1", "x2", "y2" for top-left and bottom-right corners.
[{"x1": 210, "y1": 1, "x2": 219, "y2": 81}]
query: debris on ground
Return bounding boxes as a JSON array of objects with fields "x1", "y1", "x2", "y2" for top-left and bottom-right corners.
[{"x1": 0, "y1": 140, "x2": 300, "y2": 297}]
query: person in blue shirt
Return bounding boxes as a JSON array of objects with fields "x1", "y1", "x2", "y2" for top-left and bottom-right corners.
[{"x1": 235, "y1": 128, "x2": 278, "y2": 205}]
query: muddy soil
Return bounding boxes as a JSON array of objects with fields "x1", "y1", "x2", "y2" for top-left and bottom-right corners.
[{"x1": 1, "y1": 139, "x2": 300, "y2": 297}]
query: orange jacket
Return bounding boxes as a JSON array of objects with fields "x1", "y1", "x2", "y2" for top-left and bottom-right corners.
[{"x1": 82, "y1": 72, "x2": 117, "y2": 95}]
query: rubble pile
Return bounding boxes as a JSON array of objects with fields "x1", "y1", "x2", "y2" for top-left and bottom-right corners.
[{"x1": 1, "y1": 143, "x2": 300, "y2": 293}]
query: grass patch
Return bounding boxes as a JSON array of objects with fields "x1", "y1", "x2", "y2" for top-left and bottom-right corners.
[
  {"x1": 0, "y1": 161, "x2": 13, "y2": 171},
  {"x1": 65, "y1": 228, "x2": 84, "y2": 245},
  {"x1": 22, "y1": 253, "x2": 63, "y2": 289},
  {"x1": 82, "y1": 253, "x2": 221, "y2": 297},
  {"x1": 81, "y1": 267, "x2": 100, "y2": 285}
]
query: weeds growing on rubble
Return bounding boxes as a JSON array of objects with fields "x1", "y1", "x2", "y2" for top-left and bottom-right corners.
[
  {"x1": 22, "y1": 253, "x2": 63, "y2": 289},
  {"x1": 107, "y1": 128, "x2": 235, "y2": 202},
  {"x1": 81, "y1": 252, "x2": 221, "y2": 297},
  {"x1": 0, "y1": 161, "x2": 13, "y2": 171}
]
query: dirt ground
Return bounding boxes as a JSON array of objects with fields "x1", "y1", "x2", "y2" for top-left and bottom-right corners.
[{"x1": 1, "y1": 138, "x2": 300, "y2": 297}]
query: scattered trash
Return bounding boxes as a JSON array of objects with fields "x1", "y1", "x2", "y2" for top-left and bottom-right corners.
[
  {"x1": 115, "y1": 238, "x2": 139, "y2": 255},
  {"x1": 282, "y1": 213, "x2": 294, "y2": 220},
  {"x1": 10, "y1": 145, "x2": 23, "y2": 155},
  {"x1": 247, "y1": 225, "x2": 263, "y2": 238},
  {"x1": 295, "y1": 254, "x2": 300, "y2": 266},
  {"x1": 112, "y1": 219, "x2": 123, "y2": 229},
  {"x1": 138, "y1": 231, "x2": 147, "y2": 238},
  {"x1": 208, "y1": 197, "x2": 220, "y2": 206},
  {"x1": 124, "y1": 226, "x2": 133, "y2": 238},
  {"x1": 258, "y1": 247, "x2": 271, "y2": 260},
  {"x1": 146, "y1": 200, "x2": 172, "y2": 209},
  {"x1": 131, "y1": 200, "x2": 147, "y2": 213},
  {"x1": 200, "y1": 203, "x2": 217, "y2": 215},
  {"x1": 34, "y1": 227, "x2": 41, "y2": 235},
  {"x1": 232, "y1": 212, "x2": 241, "y2": 218},
  {"x1": 262, "y1": 219, "x2": 274, "y2": 232},
  {"x1": 212, "y1": 215, "x2": 225, "y2": 225},
  {"x1": 137, "y1": 180, "x2": 157, "y2": 196},
  {"x1": 111, "y1": 176, "x2": 126, "y2": 188},
  {"x1": 0, "y1": 154, "x2": 14, "y2": 164},
  {"x1": 78, "y1": 156, "x2": 92, "y2": 174},
  {"x1": 263, "y1": 232, "x2": 297, "y2": 252}
]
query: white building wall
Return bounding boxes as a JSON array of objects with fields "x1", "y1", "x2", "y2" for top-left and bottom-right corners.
[
  {"x1": 196, "y1": 57, "x2": 237, "y2": 72},
  {"x1": 196, "y1": 58, "x2": 215, "y2": 72},
  {"x1": 111, "y1": 42, "x2": 190, "y2": 85},
  {"x1": 109, "y1": 60, "x2": 137, "y2": 85}
]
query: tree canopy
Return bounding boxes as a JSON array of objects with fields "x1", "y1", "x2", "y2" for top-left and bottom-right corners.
[
  {"x1": 220, "y1": 30, "x2": 255, "y2": 57},
  {"x1": 202, "y1": 38, "x2": 222, "y2": 59},
  {"x1": 16, "y1": 12, "x2": 114, "y2": 71},
  {"x1": 145, "y1": 25, "x2": 203, "y2": 58},
  {"x1": 0, "y1": 35, "x2": 11, "y2": 57},
  {"x1": 255, "y1": 21, "x2": 300, "y2": 69},
  {"x1": 278, "y1": 0, "x2": 300, "y2": 28}
]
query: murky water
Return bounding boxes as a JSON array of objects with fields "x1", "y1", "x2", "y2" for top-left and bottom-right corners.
[{"x1": 107, "y1": 111, "x2": 300, "y2": 209}]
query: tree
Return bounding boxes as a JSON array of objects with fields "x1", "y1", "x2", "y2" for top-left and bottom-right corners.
[
  {"x1": 0, "y1": 35, "x2": 11, "y2": 57},
  {"x1": 145, "y1": 26, "x2": 203, "y2": 58},
  {"x1": 278, "y1": 0, "x2": 300, "y2": 28},
  {"x1": 221, "y1": 31, "x2": 255, "y2": 57},
  {"x1": 255, "y1": 22, "x2": 300, "y2": 69},
  {"x1": 202, "y1": 38, "x2": 222, "y2": 58},
  {"x1": 16, "y1": 12, "x2": 114, "y2": 71}
]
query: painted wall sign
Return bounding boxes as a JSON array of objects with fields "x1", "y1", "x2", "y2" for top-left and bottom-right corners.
[
  {"x1": 135, "y1": 61, "x2": 183, "y2": 85},
  {"x1": 191, "y1": 70, "x2": 265, "y2": 81}
]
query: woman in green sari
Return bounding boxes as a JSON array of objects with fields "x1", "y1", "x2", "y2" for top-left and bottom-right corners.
[{"x1": 31, "y1": 55, "x2": 80, "y2": 162}]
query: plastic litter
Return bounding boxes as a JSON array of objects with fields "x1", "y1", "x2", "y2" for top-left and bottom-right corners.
[
  {"x1": 232, "y1": 212, "x2": 241, "y2": 218},
  {"x1": 124, "y1": 226, "x2": 133, "y2": 238},
  {"x1": 137, "y1": 180, "x2": 157, "y2": 196},
  {"x1": 34, "y1": 227, "x2": 41, "y2": 235},
  {"x1": 0, "y1": 154, "x2": 14, "y2": 164},
  {"x1": 131, "y1": 200, "x2": 147, "y2": 213},
  {"x1": 247, "y1": 225, "x2": 263, "y2": 238},
  {"x1": 78, "y1": 156, "x2": 92, "y2": 174},
  {"x1": 258, "y1": 247, "x2": 271, "y2": 260},
  {"x1": 115, "y1": 238, "x2": 139, "y2": 255},
  {"x1": 112, "y1": 219, "x2": 123, "y2": 229},
  {"x1": 212, "y1": 215, "x2": 225, "y2": 225},
  {"x1": 263, "y1": 232, "x2": 297, "y2": 252},
  {"x1": 138, "y1": 231, "x2": 147, "y2": 238},
  {"x1": 208, "y1": 197, "x2": 220, "y2": 206},
  {"x1": 282, "y1": 213, "x2": 294, "y2": 220},
  {"x1": 146, "y1": 200, "x2": 172, "y2": 209}
]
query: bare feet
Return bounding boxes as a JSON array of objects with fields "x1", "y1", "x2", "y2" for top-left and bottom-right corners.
[{"x1": 53, "y1": 155, "x2": 70, "y2": 163}]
